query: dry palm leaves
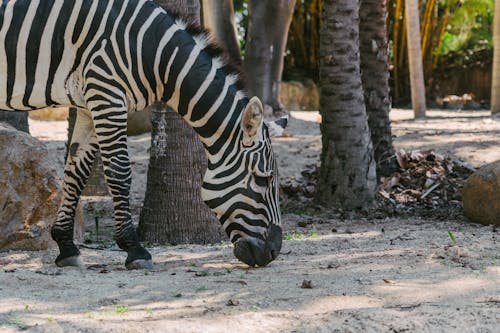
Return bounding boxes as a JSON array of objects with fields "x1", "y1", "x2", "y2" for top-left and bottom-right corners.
[
  {"x1": 280, "y1": 149, "x2": 474, "y2": 219},
  {"x1": 379, "y1": 149, "x2": 473, "y2": 208}
]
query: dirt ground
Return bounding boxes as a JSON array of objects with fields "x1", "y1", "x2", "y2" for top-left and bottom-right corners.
[{"x1": 0, "y1": 109, "x2": 499, "y2": 332}]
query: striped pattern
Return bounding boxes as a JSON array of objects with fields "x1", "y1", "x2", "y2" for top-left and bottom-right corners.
[{"x1": 0, "y1": 0, "x2": 282, "y2": 256}]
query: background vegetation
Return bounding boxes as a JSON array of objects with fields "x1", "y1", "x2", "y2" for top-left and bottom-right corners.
[{"x1": 232, "y1": 0, "x2": 495, "y2": 105}]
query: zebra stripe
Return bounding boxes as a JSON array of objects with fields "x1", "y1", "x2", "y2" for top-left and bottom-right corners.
[{"x1": 0, "y1": 0, "x2": 285, "y2": 267}]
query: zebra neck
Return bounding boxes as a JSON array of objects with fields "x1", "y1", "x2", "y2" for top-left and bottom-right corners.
[
  {"x1": 156, "y1": 18, "x2": 247, "y2": 162},
  {"x1": 174, "y1": 89, "x2": 247, "y2": 164}
]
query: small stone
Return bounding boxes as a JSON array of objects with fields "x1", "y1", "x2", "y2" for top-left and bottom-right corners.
[
  {"x1": 226, "y1": 299, "x2": 240, "y2": 306},
  {"x1": 300, "y1": 280, "x2": 313, "y2": 289},
  {"x1": 297, "y1": 221, "x2": 309, "y2": 228}
]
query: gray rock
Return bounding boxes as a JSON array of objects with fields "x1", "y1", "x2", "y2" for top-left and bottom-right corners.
[
  {"x1": 0, "y1": 122, "x2": 83, "y2": 250},
  {"x1": 462, "y1": 160, "x2": 500, "y2": 226}
]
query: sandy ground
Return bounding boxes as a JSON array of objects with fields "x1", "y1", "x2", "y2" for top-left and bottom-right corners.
[{"x1": 0, "y1": 109, "x2": 499, "y2": 332}]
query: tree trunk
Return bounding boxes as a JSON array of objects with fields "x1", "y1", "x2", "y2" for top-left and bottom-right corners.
[
  {"x1": 244, "y1": 0, "x2": 296, "y2": 115},
  {"x1": 138, "y1": 0, "x2": 223, "y2": 244},
  {"x1": 200, "y1": 0, "x2": 241, "y2": 66},
  {"x1": 315, "y1": 0, "x2": 377, "y2": 210},
  {"x1": 0, "y1": 110, "x2": 29, "y2": 133},
  {"x1": 360, "y1": 0, "x2": 398, "y2": 177},
  {"x1": 405, "y1": 0, "x2": 426, "y2": 118},
  {"x1": 491, "y1": 0, "x2": 500, "y2": 116},
  {"x1": 138, "y1": 106, "x2": 223, "y2": 244},
  {"x1": 67, "y1": 108, "x2": 108, "y2": 196}
]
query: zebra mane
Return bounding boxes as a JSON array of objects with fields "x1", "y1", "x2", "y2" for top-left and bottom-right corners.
[{"x1": 164, "y1": 7, "x2": 246, "y2": 94}]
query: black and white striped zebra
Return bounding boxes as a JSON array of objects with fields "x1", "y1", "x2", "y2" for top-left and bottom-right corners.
[{"x1": 0, "y1": 0, "x2": 287, "y2": 268}]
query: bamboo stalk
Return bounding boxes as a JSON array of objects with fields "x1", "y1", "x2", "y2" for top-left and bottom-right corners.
[
  {"x1": 421, "y1": 0, "x2": 436, "y2": 58},
  {"x1": 393, "y1": 0, "x2": 403, "y2": 99},
  {"x1": 432, "y1": 5, "x2": 448, "y2": 72},
  {"x1": 491, "y1": 0, "x2": 500, "y2": 115}
]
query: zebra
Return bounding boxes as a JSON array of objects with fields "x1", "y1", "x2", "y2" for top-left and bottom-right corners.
[{"x1": 0, "y1": 0, "x2": 287, "y2": 268}]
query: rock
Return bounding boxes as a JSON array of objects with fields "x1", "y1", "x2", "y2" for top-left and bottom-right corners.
[
  {"x1": 301, "y1": 79, "x2": 320, "y2": 110},
  {"x1": 463, "y1": 100, "x2": 483, "y2": 110},
  {"x1": 280, "y1": 81, "x2": 304, "y2": 111},
  {"x1": 462, "y1": 160, "x2": 500, "y2": 226},
  {"x1": 0, "y1": 123, "x2": 84, "y2": 250},
  {"x1": 280, "y1": 80, "x2": 320, "y2": 111}
]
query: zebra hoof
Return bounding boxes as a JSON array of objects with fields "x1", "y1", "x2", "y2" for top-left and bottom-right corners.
[
  {"x1": 55, "y1": 255, "x2": 84, "y2": 268},
  {"x1": 125, "y1": 259, "x2": 154, "y2": 270}
]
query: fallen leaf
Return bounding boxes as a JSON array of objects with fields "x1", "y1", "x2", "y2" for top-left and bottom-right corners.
[{"x1": 383, "y1": 279, "x2": 396, "y2": 284}]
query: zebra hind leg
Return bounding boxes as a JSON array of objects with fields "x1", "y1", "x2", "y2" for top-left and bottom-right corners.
[
  {"x1": 51, "y1": 110, "x2": 98, "y2": 267},
  {"x1": 91, "y1": 107, "x2": 153, "y2": 270}
]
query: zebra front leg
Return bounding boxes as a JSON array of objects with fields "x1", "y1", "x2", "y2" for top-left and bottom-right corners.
[
  {"x1": 91, "y1": 107, "x2": 153, "y2": 270},
  {"x1": 52, "y1": 110, "x2": 98, "y2": 267}
]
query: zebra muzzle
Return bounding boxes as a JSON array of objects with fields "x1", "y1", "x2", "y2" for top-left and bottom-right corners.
[{"x1": 233, "y1": 225, "x2": 282, "y2": 267}]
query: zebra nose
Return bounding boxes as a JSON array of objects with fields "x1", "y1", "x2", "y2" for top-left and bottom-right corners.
[{"x1": 233, "y1": 225, "x2": 282, "y2": 267}]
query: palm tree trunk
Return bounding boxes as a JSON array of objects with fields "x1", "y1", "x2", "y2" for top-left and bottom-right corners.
[
  {"x1": 244, "y1": 0, "x2": 296, "y2": 114},
  {"x1": 360, "y1": 0, "x2": 398, "y2": 177},
  {"x1": 405, "y1": 0, "x2": 426, "y2": 118},
  {"x1": 491, "y1": 0, "x2": 500, "y2": 116},
  {"x1": 138, "y1": 105, "x2": 223, "y2": 244},
  {"x1": 315, "y1": 0, "x2": 377, "y2": 210},
  {"x1": 138, "y1": 0, "x2": 223, "y2": 244},
  {"x1": 200, "y1": 0, "x2": 241, "y2": 66}
]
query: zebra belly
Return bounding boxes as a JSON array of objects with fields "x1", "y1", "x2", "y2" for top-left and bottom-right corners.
[{"x1": 0, "y1": 70, "x2": 85, "y2": 112}]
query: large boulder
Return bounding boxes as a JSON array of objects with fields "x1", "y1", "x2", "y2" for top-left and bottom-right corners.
[
  {"x1": 0, "y1": 123, "x2": 83, "y2": 250},
  {"x1": 462, "y1": 160, "x2": 500, "y2": 226}
]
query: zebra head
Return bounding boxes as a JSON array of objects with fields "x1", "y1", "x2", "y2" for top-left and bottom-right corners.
[{"x1": 201, "y1": 97, "x2": 287, "y2": 267}]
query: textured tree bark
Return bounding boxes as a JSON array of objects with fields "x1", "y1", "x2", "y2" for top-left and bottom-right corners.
[
  {"x1": 405, "y1": 0, "x2": 426, "y2": 118},
  {"x1": 138, "y1": 106, "x2": 223, "y2": 244},
  {"x1": 315, "y1": 0, "x2": 377, "y2": 210},
  {"x1": 138, "y1": 0, "x2": 223, "y2": 244},
  {"x1": 244, "y1": 0, "x2": 296, "y2": 115},
  {"x1": 360, "y1": 0, "x2": 398, "y2": 177},
  {"x1": 200, "y1": 0, "x2": 241, "y2": 66},
  {"x1": 0, "y1": 110, "x2": 29, "y2": 133},
  {"x1": 491, "y1": 0, "x2": 500, "y2": 116}
]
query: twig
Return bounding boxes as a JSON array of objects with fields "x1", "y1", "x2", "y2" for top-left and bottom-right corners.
[
  {"x1": 421, "y1": 182, "x2": 441, "y2": 199},
  {"x1": 453, "y1": 160, "x2": 476, "y2": 173}
]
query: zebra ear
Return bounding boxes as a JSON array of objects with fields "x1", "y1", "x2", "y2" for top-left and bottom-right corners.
[
  {"x1": 241, "y1": 96, "x2": 264, "y2": 146},
  {"x1": 266, "y1": 115, "x2": 288, "y2": 138}
]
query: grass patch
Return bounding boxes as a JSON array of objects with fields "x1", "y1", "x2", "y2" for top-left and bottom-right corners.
[
  {"x1": 447, "y1": 230, "x2": 457, "y2": 244},
  {"x1": 114, "y1": 305, "x2": 129, "y2": 314},
  {"x1": 284, "y1": 232, "x2": 304, "y2": 240},
  {"x1": 0, "y1": 316, "x2": 29, "y2": 330}
]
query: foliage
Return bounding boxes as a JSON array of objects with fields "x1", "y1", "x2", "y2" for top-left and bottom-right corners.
[
  {"x1": 285, "y1": 0, "x2": 322, "y2": 80},
  {"x1": 231, "y1": 0, "x2": 494, "y2": 100},
  {"x1": 232, "y1": 0, "x2": 248, "y2": 55},
  {"x1": 389, "y1": 0, "x2": 494, "y2": 102},
  {"x1": 441, "y1": 0, "x2": 493, "y2": 55}
]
